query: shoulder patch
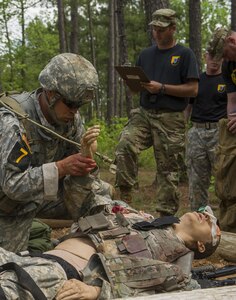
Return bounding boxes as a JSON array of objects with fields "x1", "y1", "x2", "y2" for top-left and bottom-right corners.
[{"x1": 7, "y1": 137, "x2": 32, "y2": 171}]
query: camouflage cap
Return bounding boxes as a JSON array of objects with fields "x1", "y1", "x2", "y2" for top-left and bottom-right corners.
[
  {"x1": 207, "y1": 27, "x2": 230, "y2": 59},
  {"x1": 149, "y1": 8, "x2": 177, "y2": 27},
  {"x1": 39, "y1": 53, "x2": 98, "y2": 106}
]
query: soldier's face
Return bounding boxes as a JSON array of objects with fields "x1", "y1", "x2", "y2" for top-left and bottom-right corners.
[
  {"x1": 53, "y1": 98, "x2": 79, "y2": 123},
  {"x1": 152, "y1": 25, "x2": 175, "y2": 47},
  {"x1": 206, "y1": 53, "x2": 222, "y2": 72},
  {"x1": 223, "y1": 36, "x2": 236, "y2": 61}
]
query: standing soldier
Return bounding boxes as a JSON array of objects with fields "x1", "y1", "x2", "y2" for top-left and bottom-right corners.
[
  {"x1": 186, "y1": 51, "x2": 227, "y2": 211},
  {"x1": 115, "y1": 8, "x2": 199, "y2": 216},
  {"x1": 208, "y1": 27, "x2": 236, "y2": 232}
]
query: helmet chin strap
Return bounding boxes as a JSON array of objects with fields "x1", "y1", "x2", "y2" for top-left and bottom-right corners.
[{"x1": 43, "y1": 90, "x2": 67, "y2": 126}]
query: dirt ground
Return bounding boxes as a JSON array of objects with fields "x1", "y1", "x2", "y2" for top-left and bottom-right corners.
[{"x1": 51, "y1": 168, "x2": 230, "y2": 268}]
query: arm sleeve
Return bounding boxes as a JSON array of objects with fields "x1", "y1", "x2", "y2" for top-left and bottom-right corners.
[
  {"x1": 182, "y1": 49, "x2": 199, "y2": 82},
  {"x1": 0, "y1": 111, "x2": 58, "y2": 203},
  {"x1": 222, "y1": 62, "x2": 236, "y2": 93}
]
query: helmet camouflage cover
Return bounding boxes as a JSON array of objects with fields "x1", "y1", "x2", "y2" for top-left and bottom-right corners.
[
  {"x1": 39, "y1": 53, "x2": 98, "y2": 107},
  {"x1": 207, "y1": 27, "x2": 230, "y2": 59}
]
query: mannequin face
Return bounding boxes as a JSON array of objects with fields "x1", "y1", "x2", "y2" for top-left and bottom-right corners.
[{"x1": 179, "y1": 212, "x2": 221, "y2": 246}]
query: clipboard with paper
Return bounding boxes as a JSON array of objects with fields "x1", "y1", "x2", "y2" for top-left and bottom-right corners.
[{"x1": 115, "y1": 66, "x2": 150, "y2": 93}]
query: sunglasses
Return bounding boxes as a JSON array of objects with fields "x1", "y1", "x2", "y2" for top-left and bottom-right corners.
[{"x1": 58, "y1": 88, "x2": 95, "y2": 109}]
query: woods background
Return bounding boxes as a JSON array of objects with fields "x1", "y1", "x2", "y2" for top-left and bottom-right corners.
[
  {"x1": 0, "y1": 0, "x2": 234, "y2": 121},
  {"x1": 0, "y1": 0, "x2": 234, "y2": 168}
]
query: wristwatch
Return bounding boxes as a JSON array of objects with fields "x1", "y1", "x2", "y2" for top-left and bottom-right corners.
[{"x1": 159, "y1": 84, "x2": 166, "y2": 95}]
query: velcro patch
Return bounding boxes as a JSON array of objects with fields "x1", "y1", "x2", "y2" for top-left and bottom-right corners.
[{"x1": 8, "y1": 138, "x2": 32, "y2": 171}]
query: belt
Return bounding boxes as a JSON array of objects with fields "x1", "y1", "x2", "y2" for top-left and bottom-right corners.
[
  {"x1": 192, "y1": 122, "x2": 218, "y2": 129},
  {"x1": 144, "y1": 108, "x2": 173, "y2": 114}
]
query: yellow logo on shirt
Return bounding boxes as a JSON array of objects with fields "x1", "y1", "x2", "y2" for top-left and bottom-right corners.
[
  {"x1": 171, "y1": 56, "x2": 180, "y2": 65},
  {"x1": 231, "y1": 69, "x2": 236, "y2": 85},
  {"x1": 217, "y1": 84, "x2": 226, "y2": 93}
]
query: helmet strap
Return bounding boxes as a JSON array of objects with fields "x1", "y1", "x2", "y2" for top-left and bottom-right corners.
[{"x1": 42, "y1": 90, "x2": 65, "y2": 126}]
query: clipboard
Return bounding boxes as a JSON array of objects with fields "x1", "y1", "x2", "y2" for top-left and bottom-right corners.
[{"x1": 115, "y1": 66, "x2": 150, "y2": 92}]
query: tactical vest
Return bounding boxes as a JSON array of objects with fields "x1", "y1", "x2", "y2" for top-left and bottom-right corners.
[
  {"x1": 75, "y1": 212, "x2": 190, "y2": 298},
  {"x1": 76, "y1": 212, "x2": 190, "y2": 263}
]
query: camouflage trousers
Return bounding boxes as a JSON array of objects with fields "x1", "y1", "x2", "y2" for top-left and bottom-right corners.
[
  {"x1": 186, "y1": 125, "x2": 219, "y2": 211},
  {"x1": 0, "y1": 247, "x2": 66, "y2": 299},
  {"x1": 115, "y1": 107, "x2": 186, "y2": 215},
  {"x1": 215, "y1": 119, "x2": 236, "y2": 232}
]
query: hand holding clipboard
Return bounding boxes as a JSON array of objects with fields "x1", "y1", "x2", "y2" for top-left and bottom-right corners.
[{"x1": 115, "y1": 66, "x2": 150, "y2": 93}]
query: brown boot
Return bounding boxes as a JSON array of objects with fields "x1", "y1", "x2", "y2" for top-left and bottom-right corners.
[{"x1": 119, "y1": 186, "x2": 132, "y2": 204}]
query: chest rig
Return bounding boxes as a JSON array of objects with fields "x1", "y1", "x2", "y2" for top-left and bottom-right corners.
[{"x1": 75, "y1": 211, "x2": 190, "y2": 263}]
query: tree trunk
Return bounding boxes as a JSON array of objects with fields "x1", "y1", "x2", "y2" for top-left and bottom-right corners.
[
  {"x1": 57, "y1": 0, "x2": 67, "y2": 53},
  {"x1": 215, "y1": 231, "x2": 236, "y2": 262},
  {"x1": 70, "y1": 0, "x2": 79, "y2": 54},
  {"x1": 189, "y1": 0, "x2": 201, "y2": 72},
  {"x1": 1, "y1": 0, "x2": 14, "y2": 87},
  {"x1": 19, "y1": 0, "x2": 26, "y2": 89},
  {"x1": 116, "y1": 0, "x2": 133, "y2": 117},
  {"x1": 107, "y1": 0, "x2": 116, "y2": 125},
  {"x1": 144, "y1": 0, "x2": 169, "y2": 45},
  {"x1": 87, "y1": 0, "x2": 100, "y2": 118},
  {"x1": 231, "y1": 0, "x2": 236, "y2": 31}
]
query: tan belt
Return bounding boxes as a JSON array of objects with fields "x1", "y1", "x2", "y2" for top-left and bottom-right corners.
[{"x1": 192, "y1": 122, "x2": 218, "y2": 129}]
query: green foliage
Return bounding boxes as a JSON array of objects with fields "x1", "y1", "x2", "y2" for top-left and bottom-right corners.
[
  {"x1": 86, "y1": 117, "x2": 156, "y2": 170},
  {"x1": 24, "y1": 18, "x2": 59, "y2": 90},
  {"x1": 0, "y1": 17, "x2": 59, "y2": 91},
  {"x1": 0, "y1": 0, "x2": 232, "y2": 109}
]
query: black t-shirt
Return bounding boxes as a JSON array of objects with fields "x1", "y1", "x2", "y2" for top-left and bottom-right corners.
[
  {"x1": 222, "y1": 60, "x2": 236, "y2": 93},
  {"x1": 190, "y1": 72, "x2": 227, "y2": 122},
  {"x1": 136, "y1": 44, "x2": 199, "y2": 111}
]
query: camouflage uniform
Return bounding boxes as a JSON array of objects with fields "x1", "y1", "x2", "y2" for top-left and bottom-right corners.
[
  {"x1": 207, "y1": 27, "x2": 236, "y2": 232},
  {"x1": 0, "y1": 246, "x2": 66, "y2": 300},
  {"x1": 115, "y1": 107, "x2": 186, "y2": 215},
  {"x1": 186, "y1": 69, "x2": 227, "y2": 211},
  {"x1": 0, "y1": 53, "x2": 107, "y2": 252},
  {"x1": 186, "y1": 126, "x2": 219, "y2": 210},
  {"x1": 0, "y1": 204, "x2": 196, "y2": 299}
]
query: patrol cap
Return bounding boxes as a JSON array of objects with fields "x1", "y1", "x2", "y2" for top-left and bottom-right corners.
[
  {"x1": 39, "y1": 53, "x2": 98, "y2": 107},
  {"x1": 149, "y1": 8, "x2": 177, "y2": 28},
  {"x1": 207, "y1": 27, "x2": 230, "y2": 59}
]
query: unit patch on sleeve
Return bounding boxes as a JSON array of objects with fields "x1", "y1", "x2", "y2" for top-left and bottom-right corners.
[{"x1": 7, "y1": 135, "x2": 32, "y2": 171}]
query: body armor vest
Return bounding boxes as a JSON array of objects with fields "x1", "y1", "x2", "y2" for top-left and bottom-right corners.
[
  {"x1": 77, "y1": 212, "x2": 190, "y2": 263},
  {"x1": 76, "y1": 212, "x2": 190, "y2": 298}
]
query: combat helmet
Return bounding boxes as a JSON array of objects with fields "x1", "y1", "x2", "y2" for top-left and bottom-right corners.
[{"x1": 38, "y1": 53, "x2": 98, "y2": 108}]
